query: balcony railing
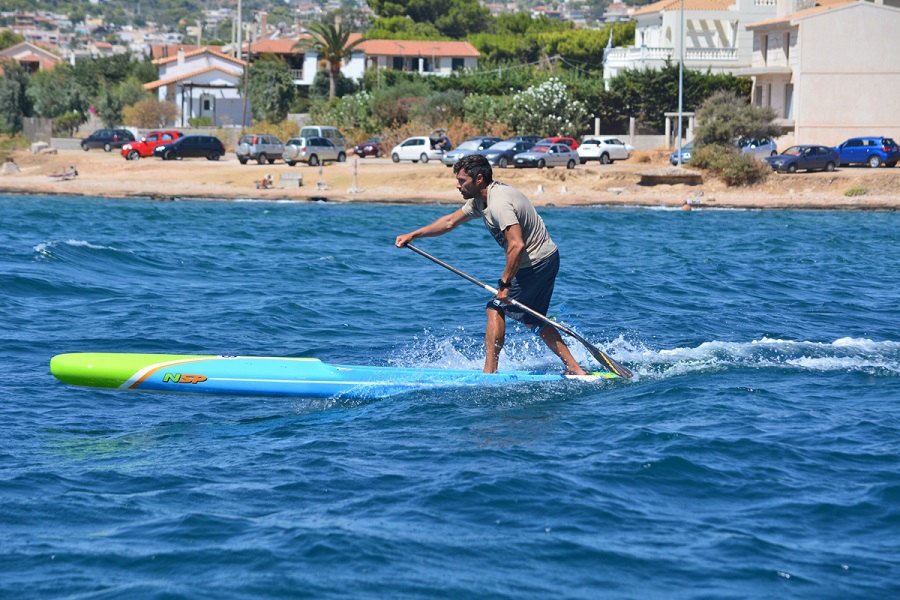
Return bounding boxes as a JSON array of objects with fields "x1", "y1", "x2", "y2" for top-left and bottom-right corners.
[
  {"x1": 289, "y1": 69, "x2": 303, "y2": 81},
  {"x1": 605, "y1": 46, "x2": 738, "y2": 63}
]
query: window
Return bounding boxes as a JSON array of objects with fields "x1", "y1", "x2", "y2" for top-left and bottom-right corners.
[
  {"x1": 162, "y1": 133, "x2": 174, "y2": 141},
  {"x1": 784, "y1": 32, "x2": 791, "y2": 61},
  {"x1": 146, "y1": 134, "x2": 158, "y2": 142},
  {"x1": 392, "y1": 56, "x2": 403, "y2": 70},
  {"x1": 762, "y1": 35, "x2": 768, "y2": 65},
  {"x1": 452, "y1": 58, "x2": 464, "y2": 71},
  {"x1": 755, "y1": 86, "x2": 763, "y2": 107}
]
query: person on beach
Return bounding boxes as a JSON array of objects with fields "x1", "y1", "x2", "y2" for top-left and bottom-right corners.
[{"x1": 395, "y1": 154, "x2": 586, "y2": 375}]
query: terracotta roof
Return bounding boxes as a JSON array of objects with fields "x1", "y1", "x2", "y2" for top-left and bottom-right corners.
[
  {"x1": 247, "y1": 33, "x2": 364, "y2": 55},
  {"x1": 143, "y1": 65, "x2": 243, "y2": 90},
  {"x1": 747, "y1": 0, "x2": 855, "y2": 28},
  {"x1": 355, "y1": 39, "x2": 480, "y2": 58},
  {"x1": 152, "y1": 46, "x2": 246, "y2": 67},
  {"x1": 632, "y1": 0, "x2": 735, "y2": 16}
]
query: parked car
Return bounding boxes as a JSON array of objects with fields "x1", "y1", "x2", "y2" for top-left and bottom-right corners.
[
  {"x1": 283, "y1": 136, "x2": 346, "y2": 166},
  {"x1": 390, "y1": 136, "x2": 444, "y2": 163},
  {"x1": 121, "y1": 131, "x2": 183, "y2": 160},
  {"x1": 539, "y1": 136, "x2": 579, "y2": 150},
  {"x1": 153, "y1": 135, "x2": 226, "y2": 160},
  {"x1": 440, "y1": 137, "x2": 502, "y2": 167},
  {"x1": 736, "y1": 137, "x2": 778, "y2": 159},
  {"x1": 476, "y1": 140, "x2": 535, "y2": 169},
  {"x1": 578, "y1": 137, "x2": 635, "y2": 164},
  {"x1": 507, "y1": 135, "x2": 542, "y2": 145},
  {"x1": 834, "y1": 136, "x2": 899, "y2": 168},
  {"x1": 81, "y1": 128, "x2": 135, "y2": 152},
  {"x1": 236, "y1": 134, "x2": 284, "y2": 165},
  {"x1": 514, "y1": 143, "x2": 579, "y2": 169},
  {"x1": 669, "y1": 141, "x2": 695, "y2": 165},
  {"x1": 353, "y1": 137, "x2": 382, "y2": 158},
  {"x1": 298, "y1": 126, "x2": 349, "y2": 150},
  {"x1": 764, "y1": 145, "x2": 839, "y2": 173}
]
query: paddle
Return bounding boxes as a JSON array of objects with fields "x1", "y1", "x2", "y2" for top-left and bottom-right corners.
[{"x1": 404, "y1": 243, "x2": 633, "y2": 379}]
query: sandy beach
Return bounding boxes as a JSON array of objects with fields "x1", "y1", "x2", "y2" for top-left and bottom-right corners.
[{"x1": 3, "y1": 147, "x2": 899, "y2": 210}]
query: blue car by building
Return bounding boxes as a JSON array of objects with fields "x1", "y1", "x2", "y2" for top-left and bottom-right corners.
[{"x1": 834, "y1": 136, "x2": 899, "y2": 168}]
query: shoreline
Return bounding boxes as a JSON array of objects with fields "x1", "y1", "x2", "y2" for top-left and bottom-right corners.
[{"x1": 3, "y1": 147, "x2": 900, "y2": 211}]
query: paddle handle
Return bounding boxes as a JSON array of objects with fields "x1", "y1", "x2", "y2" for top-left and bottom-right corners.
[{"x1": 404, "y1": 243, "x2": 633, "y2": 378}]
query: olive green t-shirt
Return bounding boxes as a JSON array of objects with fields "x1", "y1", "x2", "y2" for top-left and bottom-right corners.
[{"x1": 461, "y1": 181, "x2": 557, "y2": 268}]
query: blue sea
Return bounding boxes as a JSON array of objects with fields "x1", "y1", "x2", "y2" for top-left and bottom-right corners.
[{"x1": 2, "y1": 194, "x2": 899, "y2": 598}]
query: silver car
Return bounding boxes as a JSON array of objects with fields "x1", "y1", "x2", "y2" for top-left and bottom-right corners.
[
  {"x1": 736, "y1": 137, "x2": 778, "y2": 159},
  {"x1": 236, "y1": 134, "x2": 285, "y2": 165},
  {"x1": 283, "y1": 136, "x2": 346, "y2": 166},
  {"x1": 513, "y1": 143, "x2": 578, "y2": 169},
  {"x1": 440, "y1": 137, "x2": 502, "y2": 167}
]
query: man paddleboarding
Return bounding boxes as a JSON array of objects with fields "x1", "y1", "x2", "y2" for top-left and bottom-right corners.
[{"x1": 395, "y1": 154, "x2": 586, "y2": 375}]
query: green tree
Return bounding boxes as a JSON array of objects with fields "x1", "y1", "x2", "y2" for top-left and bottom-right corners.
[
  {"x1": 27, "y1": 65, "x2": 88, "y2": 119},
  {"x1": 0, "y1": 60, "x2": 31, "y2": 134},
  {"x1": 366, "y1": 17, "x2": 444, "y2": 40},
  {"x1": 300, "y1": 21, "x2": 366, "y2": 100},
  {"x1": 246, "y1": 54, "x2": 295, "y2": 123},
  {"x1": 693, "y1": 90, "x2": 779, "y2": 145},
  {"x1": 0, "y1": 29, "x2": 25, "y2": 50},
  {"x1": 367, "y1": 0, "x2": 489, "y2": 37},
  {"x1": 309, "y1": 69, "x2": 358, "y2": 102}
]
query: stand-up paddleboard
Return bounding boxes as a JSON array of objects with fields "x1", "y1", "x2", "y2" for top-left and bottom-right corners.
[{"x1": 50, "y1": 353, "x2": 618, "y2": 399}]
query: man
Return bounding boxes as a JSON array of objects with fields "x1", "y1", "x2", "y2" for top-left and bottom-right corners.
[{"x1": 395, "y1": 154, "x2": 586, "y2": 375}]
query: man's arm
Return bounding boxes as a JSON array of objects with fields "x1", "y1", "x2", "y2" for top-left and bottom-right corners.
[
  {"x1": 496, "y1": 224, "x2": 525, "y2": 301},
  {"x1": 395, "y1": 208, "x2": 473, "y2": 247}
]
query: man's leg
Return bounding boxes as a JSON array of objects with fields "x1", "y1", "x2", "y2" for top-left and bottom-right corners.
[
  {"x1": 538, "y1": 326, "x2": 586, "y2": 375},
  {"x1": 484, "y1": 307, "x2": 506, "y2": 373}
]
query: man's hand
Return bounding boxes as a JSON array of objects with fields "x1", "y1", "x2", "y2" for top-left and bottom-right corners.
[{"x1": 395, "y1": 233, "x2": 414, "y2": 247}]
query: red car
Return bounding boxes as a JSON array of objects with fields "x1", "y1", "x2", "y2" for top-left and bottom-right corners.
[
  {"x1": 121, "y1": 130, "x2": 183, "y2": 160},
  {"x1": 539, "y1": 136, "x2": 579, "y2": 150}
]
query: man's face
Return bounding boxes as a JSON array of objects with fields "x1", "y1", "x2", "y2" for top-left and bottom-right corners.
[{"x1": 456, "y1": 169, "x2": 481, "y2": 199}]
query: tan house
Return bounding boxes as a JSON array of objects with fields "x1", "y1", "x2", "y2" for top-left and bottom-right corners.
[
  {"x1": 0, "y1": 41, "x2": 62, "y2": 75},
  {"x1": 739, "y1": 0, "x2": 900, "y2": 145}
]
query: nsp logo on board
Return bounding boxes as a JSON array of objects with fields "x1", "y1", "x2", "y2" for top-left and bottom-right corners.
[{"x1": 162, "y1": 373, "x2": 208, "y2": 384}]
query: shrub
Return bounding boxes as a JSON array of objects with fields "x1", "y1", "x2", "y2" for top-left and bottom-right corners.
[
  {"x1": 508, "y1": 77, "x2": 587, "y2": 137},
  {"x1": 247, "y1": 119, "x2": 299, "y2": 142},
  {"x1": 844, "y1": 186, "x2": 867, "y2": 197},
  {"x1": 188, "y1": 116, "x2": 214, "y2": 127},
  {"x1": 690, "y1": 143, "x2": 771, "y2": 186},
  {"x1": 123, "y1": 98, "x2": 178, "y2": 129}
]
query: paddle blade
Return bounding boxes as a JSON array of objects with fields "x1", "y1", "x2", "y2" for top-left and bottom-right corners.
[{"x1": 587, "y1": 345, "x2": 633, "y2": 379}]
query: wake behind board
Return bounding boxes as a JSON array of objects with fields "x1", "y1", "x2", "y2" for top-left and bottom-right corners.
[{"x1": 50, "y1": 353, "x2": 618, "y2": 400}]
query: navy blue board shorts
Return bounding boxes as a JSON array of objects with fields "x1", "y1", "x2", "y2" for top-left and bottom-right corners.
[{"x1": 487, "y1": 250, "x2": 559, "y2": 330}]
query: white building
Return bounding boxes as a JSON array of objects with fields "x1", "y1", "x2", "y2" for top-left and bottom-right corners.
[
  {"x1": 603, "y1": 0, "x2": 779, "y2": 89},
  {"x1": 143, "y1": 48, "x2": 250, "y2": 127}
]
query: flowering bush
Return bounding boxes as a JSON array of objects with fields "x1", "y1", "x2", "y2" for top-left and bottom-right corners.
[{"x1": 508, "y1": 78, "x2": 587, "y2": 137}]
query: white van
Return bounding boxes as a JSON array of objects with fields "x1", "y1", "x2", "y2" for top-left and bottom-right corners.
[{"x1": 298, "y1": 126, "x2": 349, "y2": 150}]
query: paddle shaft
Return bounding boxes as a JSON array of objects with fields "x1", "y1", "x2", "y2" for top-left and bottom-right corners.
[{"x1": 405, "y1": 244, "x2": 633, "y2": 378}]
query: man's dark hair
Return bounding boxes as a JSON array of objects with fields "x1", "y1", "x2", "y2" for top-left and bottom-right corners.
[{"x1": 453, "y1": 153, "x2": 493, "y2": 184}]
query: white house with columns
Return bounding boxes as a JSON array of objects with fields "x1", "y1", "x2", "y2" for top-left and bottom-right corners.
[{"x1": 603, "y1": 0, "x2": 779, "y2": 90}]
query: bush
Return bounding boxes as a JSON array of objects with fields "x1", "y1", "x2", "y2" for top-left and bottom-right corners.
[
  {"x1": 123, "y1": 98, "x2": 178, "y2": 129},
  {"x1": 690, "y1": 144, "x2": 771, "y2": 186},
  {"x1": 188, "y1": 116, "x2": 214, "y2": 128},
  {"x1": 508, "y1": 77, "x2": 587, "y2": 137},
  {"x1": 247, "y1": 119, "x2": 299, "y2": 143},
  {"x1": 844, "y1": 186, "x2": 867, "y2": 197}
]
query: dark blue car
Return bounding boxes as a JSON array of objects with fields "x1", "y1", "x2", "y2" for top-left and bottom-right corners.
[
  {"x1": 834, "y1": 136, "x2": 899, "y2": 168},
  {"x1": 764, "y1": 145, "x2": 839, "y2": 173},
  {"x1": 476, "y1": 140, "x2": 535, "y2": 169}
]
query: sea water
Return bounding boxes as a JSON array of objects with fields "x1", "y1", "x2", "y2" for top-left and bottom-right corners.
[{"x1": 2, "y1": 194, "x2": 899, "y2": 598}]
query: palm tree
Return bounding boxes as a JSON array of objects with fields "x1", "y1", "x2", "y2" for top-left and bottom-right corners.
[{"x1": 296, "y1": 20, "x2": 365, "y2": 100}]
